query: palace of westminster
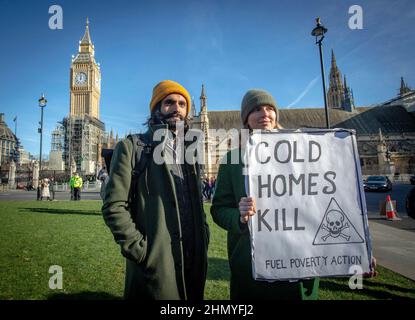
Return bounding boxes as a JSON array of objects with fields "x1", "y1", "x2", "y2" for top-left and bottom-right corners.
[{"x1": 1, "y1": 19, "x2": 415, "y2": 178}]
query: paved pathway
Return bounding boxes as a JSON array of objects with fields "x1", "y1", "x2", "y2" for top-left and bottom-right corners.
[{"x1": 369, "y1": 219, "x2": 415, "y2": 280}]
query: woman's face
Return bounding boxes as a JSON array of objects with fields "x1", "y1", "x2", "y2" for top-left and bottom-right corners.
[{"x1": 247, "y1": 105, "x2": 277, "y2": 130}]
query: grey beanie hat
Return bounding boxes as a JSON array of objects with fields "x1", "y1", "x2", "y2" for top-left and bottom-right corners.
[{"x1": 241, "y1": 89, "x2": 279, "y2": 128}]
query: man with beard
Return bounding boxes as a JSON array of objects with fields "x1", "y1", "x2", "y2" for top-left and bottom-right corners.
[{"x1": 102, "y1": 80, "x2": 209, "y2": 300}]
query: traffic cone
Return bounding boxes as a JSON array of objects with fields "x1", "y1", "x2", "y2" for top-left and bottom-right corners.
[{"x1": 385, "y1": 195, "x2": 401, "y2": 221}]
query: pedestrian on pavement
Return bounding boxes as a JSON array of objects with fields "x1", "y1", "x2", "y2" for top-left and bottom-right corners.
[
  {"x1": 49, "y1": 177, "x2": 55, "y2": 201},
  {"x1": 70, "y1": 172, "x2": 83, "y2": 201},
  {"x1": 208, "y1": 176, "x2": 216, "y2": 200},
  {"x1": 202, "y1": 175, "x2": 209, "y2": 201},
  {"x1": 41, "y1": 178, "x2": 51, "y2": 201},
  {"x1": 98, "y1": 167, "x2": 109, "y2": 200}
]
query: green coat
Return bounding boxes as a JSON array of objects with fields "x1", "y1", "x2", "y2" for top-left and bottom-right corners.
[
  {"x1": 102, "y1": 124, "x2": 209, "y2": 300},
  {"x1": 69, "y1": 176, "x2": 75, "y2": 188},
  {"x1": 211, "y1": 149, "x2": 319, "y2": 300}
]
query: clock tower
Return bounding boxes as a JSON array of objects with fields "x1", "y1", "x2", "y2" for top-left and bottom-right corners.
[
  {"x1": 63, "y1": 18, "x2": 105, "y2": 175},
  {"x1": 70, "y1": 17, "x2": 101, "y2": 119}
]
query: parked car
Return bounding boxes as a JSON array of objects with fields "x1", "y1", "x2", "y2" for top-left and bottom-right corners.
[
  {"x1": 16, "y1": 183, "x2": 26, "y2": 190},
  {"x1": 410, "y1": 175, "x2": 415, "y2": 185},
  {"x1": 363, "y1": 175, "x2": 393, "y2": 192}
]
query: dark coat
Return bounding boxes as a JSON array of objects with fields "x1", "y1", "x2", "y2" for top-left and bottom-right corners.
[
  {"x1": 102, "y1": 124, "x2": 209, "y2": 300},
  {"x1": 211, "y1": 149, "x2": 319, "y2": 300}
]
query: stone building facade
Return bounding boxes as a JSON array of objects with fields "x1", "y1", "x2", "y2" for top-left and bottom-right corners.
[
  {"x1": 191, "y1": 82, "x2": 415, "y2": 178},
  {"x1": 0, "y1": 113, "x2": 18, "y2": 165}
]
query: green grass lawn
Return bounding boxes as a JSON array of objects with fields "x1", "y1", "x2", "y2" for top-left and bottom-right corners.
[{"x1": 0, "y1": 200, "x2": 414, "y2": 300}]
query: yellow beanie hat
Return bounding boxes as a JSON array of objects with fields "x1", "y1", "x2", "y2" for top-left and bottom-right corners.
[{"x1": 149, "y1": 80, "x2": 191, "y2": 115}]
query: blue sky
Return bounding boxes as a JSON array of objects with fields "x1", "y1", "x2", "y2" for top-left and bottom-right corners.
[{"x1": 0, "y1": 0, "x2": 414, "y2": 156}]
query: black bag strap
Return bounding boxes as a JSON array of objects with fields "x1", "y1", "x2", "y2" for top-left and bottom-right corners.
[
  {"x1": 128, "y1": 134, "x2": 152, "y2": 178},
  {"x1": 127, "y1": 133, "x2": 153, "y2": 210},
  {"x1": 101, "y1": 149, "x2": 113, "y2": 175}
]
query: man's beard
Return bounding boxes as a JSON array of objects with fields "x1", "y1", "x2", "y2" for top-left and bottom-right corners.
[{"x1": 160, "y1": 111, "x2": 185, "y2": 131}]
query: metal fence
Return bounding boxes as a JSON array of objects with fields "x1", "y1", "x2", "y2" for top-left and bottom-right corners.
[
  {"x1": 361, "y1": 164, "x2": 414, "y2": 180},
  {"x1": 0, "y1": 168, "x2": 100, "y2": 190}
]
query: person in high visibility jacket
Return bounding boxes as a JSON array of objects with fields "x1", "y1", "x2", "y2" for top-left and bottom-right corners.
[{"x1": 70, "y1": 172, "x2": 83, "y2": 201}]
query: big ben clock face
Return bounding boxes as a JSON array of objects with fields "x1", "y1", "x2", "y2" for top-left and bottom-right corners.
[{"x1": 75, "y1": 72, "x2": 87, "y2": 85}]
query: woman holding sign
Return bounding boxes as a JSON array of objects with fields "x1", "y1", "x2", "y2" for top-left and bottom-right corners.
[{"x1": 211, "y1": 89, "x2": 320, "y2": 300}]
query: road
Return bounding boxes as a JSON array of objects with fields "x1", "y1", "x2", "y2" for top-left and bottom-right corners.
[
  {"x1": 0, "y1": 189, "x2": 101, "y2": 201},
  {"x1": 364, "y1": 182, "x2": 413, "y2": 217},
  {"x1": 0, "y1": 182, "x2": 413, "y2": 210}
]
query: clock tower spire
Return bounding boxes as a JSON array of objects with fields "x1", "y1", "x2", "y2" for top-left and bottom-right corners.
[{"x1": 79, "y1": 17, "x2": 94, "y2": 56}]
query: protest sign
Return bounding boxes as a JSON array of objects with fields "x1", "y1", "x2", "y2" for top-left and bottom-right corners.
[{"x1": 245, "y1": 129, "x2": 372, "y2": 280}]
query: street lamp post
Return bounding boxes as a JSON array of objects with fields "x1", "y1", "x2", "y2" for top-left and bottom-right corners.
[
  {"x1": 311, "y1": 17, "x2": 330, "y2": 129},
  {"x1": 13, "y1": 117, "x2": 19, "y2": 164},
  {"x1": 37, "y1": 94, "x2": 47, "y2": 200}
]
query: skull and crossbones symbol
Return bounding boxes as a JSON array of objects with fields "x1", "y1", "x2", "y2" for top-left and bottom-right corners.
[{"x1": 321, "y1": 209, "x2": 350, "y2": 242}]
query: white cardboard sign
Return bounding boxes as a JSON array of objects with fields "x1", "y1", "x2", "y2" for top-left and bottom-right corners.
[{"x1": 246, "y1": 129, "x2": 372, "y2": 280}]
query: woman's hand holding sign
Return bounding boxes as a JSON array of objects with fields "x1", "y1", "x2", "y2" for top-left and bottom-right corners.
[
  {"x1": 363, "y1": 257, "x2": 378, "y2": 278},
  {"x1": 239, "y1": 197, "x2": 256, "y2": 224}
]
